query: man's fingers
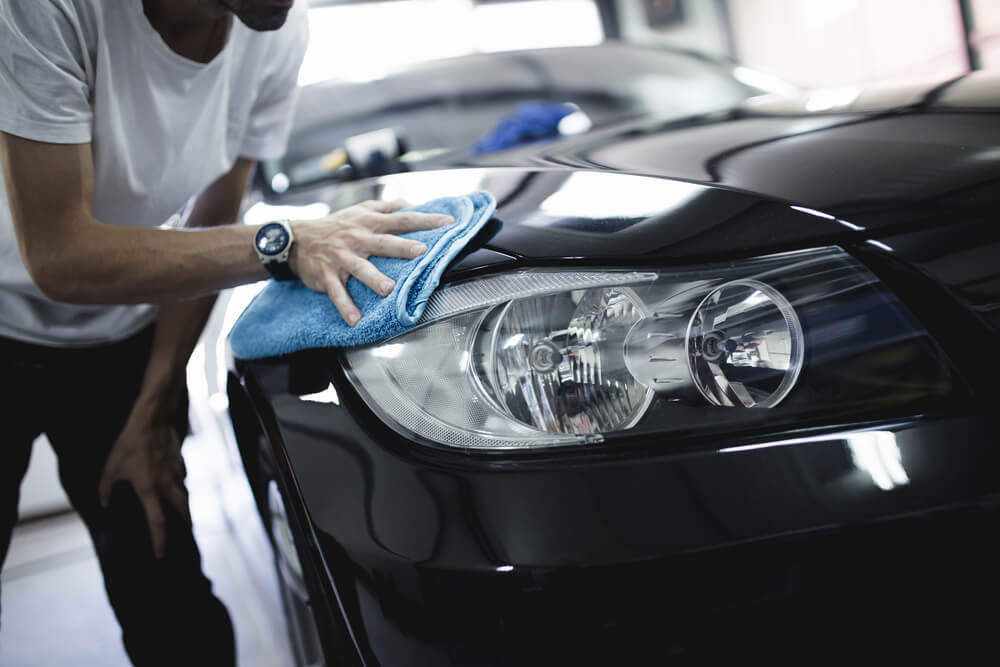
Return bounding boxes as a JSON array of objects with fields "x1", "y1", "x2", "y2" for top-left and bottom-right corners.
[
  {"x1": 365, "y1": 232, "x2": 428, "y2": 260},
  {"x1": 346, "y1": 256, "x2": 395, "y2": 297},
  {"x1": 164, "y1": 484, "x2": 191, "y2": 525},
  {"x1": 326, "y1": 275, "x2": 361, "y2": 327},
  {"x1": 377, "y1": 211, "x2": 453, "y2": 233},
  {"x1": 362, "y1": 198, "x2": 409, "y2": 213},
  {"x1": 140, "y1": 494, "x2": 167, "y2": 559},
  {"x1": 173, "y1": 456, "x2": 187, "y2": 481},
  {"x1": 97, "y1": 454, "x2": 123, "y2": 508},
  {"x1": 168, "y1": 450, "x2": 186, "y2": 481},
  {"x1": 97, "y1": 469, "x2": 113, "y2": 508}
]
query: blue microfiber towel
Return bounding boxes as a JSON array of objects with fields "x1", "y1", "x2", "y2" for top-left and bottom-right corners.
[
  {"x1": 229, "y1": 191, "x2": 496, "y2": 359},
  {"x1": 468, "y1": 101, "x2": 576, "y2": 156}
]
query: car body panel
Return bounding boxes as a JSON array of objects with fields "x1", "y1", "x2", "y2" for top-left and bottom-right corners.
[
  {"x1": 228, "y1": 70, "x2": 1000, "y2": 664},
  {"x1": 234, "y1": 350, "x2": 999, "y2": 664},
  {"x1": 291, "y1": 156, "x2": 1000, "y2": 349},
  {"x1": 480, "y1": 71, "x2": 1000, "y2": 215}
]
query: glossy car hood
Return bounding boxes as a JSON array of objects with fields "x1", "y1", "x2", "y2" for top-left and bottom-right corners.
[
  {"x1": 365, "y1": 168, "x2": 862, "y2": 263},
  {"x1": 319, "y1": 160, "x2": 988, "y2": 276},
  {"x1": 254, "y1": 75, "x2": 997, "y2": 286},
  {"x1": 284, "y1": 73, "x2": 995, "y2": 266},
  {"x1": 481, "y1": 71, "x2": 1000, "y2": 219}
]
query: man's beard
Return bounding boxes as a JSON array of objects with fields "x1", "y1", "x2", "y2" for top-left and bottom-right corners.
[{"x1": 216, "y1": 0, "x2": 291, "y2": 31}]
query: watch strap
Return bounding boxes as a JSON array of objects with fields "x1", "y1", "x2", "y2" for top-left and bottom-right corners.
[{"x1": 263, "y1": 259, "x2": 296, "y2": 281}]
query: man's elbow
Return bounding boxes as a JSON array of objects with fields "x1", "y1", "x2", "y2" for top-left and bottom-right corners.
[{"x1": 23, "y1": 250, "x2": 92, "y2": 304}]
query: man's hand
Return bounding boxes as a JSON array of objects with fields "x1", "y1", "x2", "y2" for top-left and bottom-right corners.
[
  {"x1": 98, "y1": 410, "x2": 189, "y2": 560},
  {"x1": 290, "y1": 199, "x2": 453, "y2": 326}
]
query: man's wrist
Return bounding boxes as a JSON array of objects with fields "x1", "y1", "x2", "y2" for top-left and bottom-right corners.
[
  {"x1": 131, "y1": 392, "x2": 179, "y2": 425},
  {"x1": 253, "y1": 219, "x2": 297, "y2": 280},
  {"x1": 131, "y1": 370, "x2": 184, "y2": 425}
]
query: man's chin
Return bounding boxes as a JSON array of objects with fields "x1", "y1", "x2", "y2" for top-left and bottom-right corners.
[
  {"x1": 236, "y1": 12, "x2": 289, "y2": 31},
  {"x1": 218, "y1": 0, "x2": 291, "y2": 32}
]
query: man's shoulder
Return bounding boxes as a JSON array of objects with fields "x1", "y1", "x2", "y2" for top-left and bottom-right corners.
[
  {"x1": 284, "y1": 1, "x2": 310, "y2": 36},
  {"x1": 58, "y1": 0, "x2": 103, "y2": 35},
  {"x1": 5, "y1": 0, "x2": 103, "y2": 46},
  {"x1": 240, "y1": 2, "x2": 309, "y2": 72},
  {"x1": 282, "y1": 3, "x2": 310, "y2": 58},
  {"x1": 32, "y1": 0, "x2": 102, "y2": 26}
]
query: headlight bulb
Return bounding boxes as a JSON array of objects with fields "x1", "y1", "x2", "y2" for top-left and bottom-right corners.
[
  {"x1": 475, "y1": 287, "x2": 652, "y2": 434},
  {"x1": 685, "y1": 280, "x2": 803, "y2": 408}
]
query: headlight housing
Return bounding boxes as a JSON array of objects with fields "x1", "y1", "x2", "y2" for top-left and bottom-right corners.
[{"x1": 342, "y1": 247, "x2": 954, "y2": 450}]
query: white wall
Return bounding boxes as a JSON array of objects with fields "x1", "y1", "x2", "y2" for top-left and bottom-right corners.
[
  {"x1": 728, "y1": 0, "x2": 968, "y2": 88},
  {"x1": 298, "y1": 0, "x2": 604, "y2": 86},
  {"x1": 615, "y1": 0, "x2": 973, "y2": 90},
  {"x1": 972, "y1": 0, "x2": 1000, "y2": 68}
]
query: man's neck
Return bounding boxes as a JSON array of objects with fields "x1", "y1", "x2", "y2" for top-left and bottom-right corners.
[{"x1": 141, "y1": 0, "x2": 232, "y2": 63}]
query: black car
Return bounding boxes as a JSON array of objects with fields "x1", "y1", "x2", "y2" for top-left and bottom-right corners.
[{"x1": 225, "y1": 69, "x2": 1000, "y2": 665}]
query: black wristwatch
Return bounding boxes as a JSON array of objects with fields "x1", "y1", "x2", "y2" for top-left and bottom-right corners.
[{"x1": 253, "y1": 220, "x2": 296, "y2": 281}]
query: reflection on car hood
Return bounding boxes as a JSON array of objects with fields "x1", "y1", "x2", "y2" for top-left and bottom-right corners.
[
  {"x1": 328, "y1": 149, "x2": 994, "y2": 269},
  {"x1": 445, "y1": 71, "x2": 1000, "y2": 251},
  {"x1": 279, "y1": 72, "x2": 1000, "y2": 268}
]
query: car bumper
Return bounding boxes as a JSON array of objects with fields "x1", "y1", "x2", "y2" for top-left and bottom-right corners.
[{"x1": 232, "y1": 355, "x2": 1000, "y2": 665}]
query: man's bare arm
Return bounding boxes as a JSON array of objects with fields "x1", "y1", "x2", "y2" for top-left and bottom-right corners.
[
  {"x1": 0, "y1": 133, "x2": 452, "y2": 322},
  {"x1": 131, "y1": 157, "x2": 258, "y2": 421},
  {"x1": 1, "y1": 134, "x2": 263, "y2": 303},
  {"x1": 98, "y1": 157, "x2": 256, "y2": 558}
]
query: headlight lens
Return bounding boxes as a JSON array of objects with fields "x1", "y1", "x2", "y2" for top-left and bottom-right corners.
[
  {"x1": 342, "y1": 248, "x2": 954, "y2": 450},
  {"x1": 479, "y1": 286, "x2": 651, "y2": 435},
  {"x1": 686, "y1": 280, "x2": 804, "y2": 408}
]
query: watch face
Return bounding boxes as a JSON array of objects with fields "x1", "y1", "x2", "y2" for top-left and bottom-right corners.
[{"x1": 257, "y1": 223, "x2": 289, "y2": 256}]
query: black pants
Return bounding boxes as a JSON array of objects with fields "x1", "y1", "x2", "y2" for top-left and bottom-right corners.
[{"x1": 0, "y1": 327, "x2": 235, "y2": 666}]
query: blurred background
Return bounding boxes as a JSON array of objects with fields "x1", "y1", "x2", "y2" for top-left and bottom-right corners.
[
  {"x1": 4, "y1": 1, "x2": 998, "y2": 665},
  {"x1": 290, "y1": 0, "x2": 996, "y2": 89}
]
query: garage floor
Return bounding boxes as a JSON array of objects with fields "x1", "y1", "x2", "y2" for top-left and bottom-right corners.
[{"x1": 0, "y1": 399, "x2": 296, "y2": 666}]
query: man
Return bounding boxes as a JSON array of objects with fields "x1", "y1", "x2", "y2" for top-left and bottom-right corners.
[{"x1": 0, "y1": 0, "x2": 451, "y2": 664}]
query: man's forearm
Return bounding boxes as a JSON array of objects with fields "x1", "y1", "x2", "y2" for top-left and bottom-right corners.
[
  {"x1": 29, "y1": 221, "x2": 267, "y2": 305},
  {"x1": 3, "y1": 135, "x2": 452, "y2": 320},
  {"x1": 1, "y1": 135, "x2": 266, "y2": 304},
  {"x1": 126, "y1": 155, "x2": 257, "y2": 416},
  {"x1": 130, "y1": 296, "x2": 219, "y2": 423},
  {"x1": 100, "y1": 294, "x2": 218, "y2": 561}
]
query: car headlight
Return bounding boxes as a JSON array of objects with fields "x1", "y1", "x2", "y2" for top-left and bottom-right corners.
[
  {"x1": 684, "y1": 279, "x2": 804, "y2": 408},
  {"x1": 342, "y1": 247, "x2": 954, "y2": 450}
]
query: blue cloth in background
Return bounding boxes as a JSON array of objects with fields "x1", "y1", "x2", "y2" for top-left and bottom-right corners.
[
  {"x1": 229, "y1": 191, "x2": 497, "y2": 359},
  {"x1": 468, "y1": 101, "x2": 576, "y2": 156}
]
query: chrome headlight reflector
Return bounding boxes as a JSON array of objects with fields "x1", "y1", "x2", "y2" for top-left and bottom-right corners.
[
  {"x1": 480, "y1": 286, "x2": 653, "y2": 435},
  {"x1": 342, "y1": 248, "x2": 952, "y2": 451}
]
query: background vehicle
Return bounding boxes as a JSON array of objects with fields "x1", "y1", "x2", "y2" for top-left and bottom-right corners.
[
  {"x1": 225, "y1": 66, "x2": 1000, "y2": 664},
  {"x1": 251, "y1": 43, "x2": 775, "y2": 196}
]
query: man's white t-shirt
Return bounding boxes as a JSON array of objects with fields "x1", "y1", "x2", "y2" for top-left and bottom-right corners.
[{"x1": 0, "y1": 0, "x2": 308, "y2": 346}]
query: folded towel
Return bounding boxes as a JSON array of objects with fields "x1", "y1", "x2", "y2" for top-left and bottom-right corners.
[
  {"x1": 469, "y1": 101, "x2": 576, "y2": 156},
  {"x1": 229, "y1": 191, "x2": 497, "y2": 359}
]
